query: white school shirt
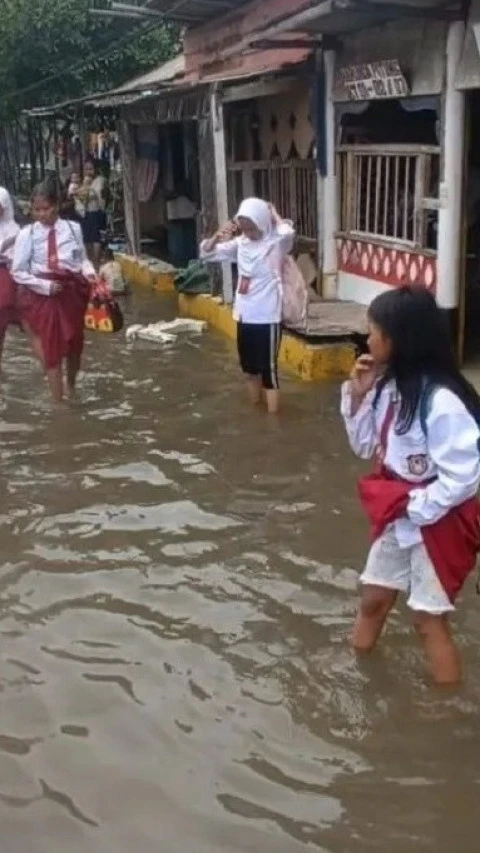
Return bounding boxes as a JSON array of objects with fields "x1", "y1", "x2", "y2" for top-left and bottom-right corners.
[
  {"x1": 0, "y1": 224, "x2": 19, "y2": 263},
  {"x1": 341, "y1": 380, "x2": 480, "y2": 547},
  {"x1": 199, "y1": 222, "x2": 294, "y2": 324},
  {"x1": 11, "y1": 219, "x2": 95, "y2": 297}
]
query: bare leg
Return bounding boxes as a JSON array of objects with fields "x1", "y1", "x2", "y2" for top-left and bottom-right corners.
[
  {"x1": 66, "y1": 353, "x2": 81, "y2": 397},
  {"x1": 22, "y1": 325, "x2": 45, "y2": 368},
  {"x1": 87, "y1": 242, "x2": 101, "y2": 271},
  {"x1": 245, "y1": 375, "x2": 262, "y2": 406},
  {"x1": 352, "y1": 584, "x2": 398, "y2": 652},
  {"x1": 413, "y1": 612, "x2": 462, "y2": 685},
  {"x1": 46, "y1": 366, "x2": 64, "y2": 404},
  {"x1": 93, "y1": 242, "x2": 102, "y2": 271},
  {"x1": 265, "y1": 388, "x2": 280, "y2": 414},
  {"x1": 30, "y1": 335, "x2": 45, "y2": 367}
]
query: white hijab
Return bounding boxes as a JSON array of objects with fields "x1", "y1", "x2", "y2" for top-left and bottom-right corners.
[
  {"x1": 235, "y1": 197, "x2": 278, "y2": 277},
  {"x1": 0, "y1": 187, "x2": 19, "y2": 259}
]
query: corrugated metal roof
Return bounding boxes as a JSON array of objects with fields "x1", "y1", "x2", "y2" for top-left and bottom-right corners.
[
  {"x1": 23, "y1": 43, "x2": 311, "y2": 116},
  {"x1": 112, "y1": 53, "x2": 185, "y2": 93}
]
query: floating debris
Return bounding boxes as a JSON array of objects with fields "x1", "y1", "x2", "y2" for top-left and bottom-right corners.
[{"x1": 126, "y1": 318, "x2": 207, "y2": 344}]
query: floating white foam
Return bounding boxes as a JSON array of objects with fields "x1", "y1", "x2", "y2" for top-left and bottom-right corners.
[{"x1": 126, "y1": 318, "x2": 206, "y2": 344}]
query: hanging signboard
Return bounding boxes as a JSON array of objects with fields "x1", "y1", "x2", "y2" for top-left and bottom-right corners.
[{"x1": 336, "y1": 60, "x2": 409, "y2": 101}]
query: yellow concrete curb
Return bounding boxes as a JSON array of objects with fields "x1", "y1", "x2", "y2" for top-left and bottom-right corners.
[
  {"x1": 117, "y1": 254, "x2": 356, "y2": 380},
  {"x1": 178, "y1": 293, "x2": 356, "y2": 381},
  {"x1": 116, "y1": 253, "x2": 175, "y2": 294}
]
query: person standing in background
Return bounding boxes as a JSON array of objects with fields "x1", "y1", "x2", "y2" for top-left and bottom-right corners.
[
  {"x1": 80, "y1": 158, "x2": 107, "y2": 270},
  {"x1": 0, "y1": 187, "x2": 20, "y2": 366}
]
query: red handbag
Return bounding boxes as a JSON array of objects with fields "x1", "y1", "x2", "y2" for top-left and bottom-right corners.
[{"x1": 85, "y1": 279, "x2": 124, "y2": 333}]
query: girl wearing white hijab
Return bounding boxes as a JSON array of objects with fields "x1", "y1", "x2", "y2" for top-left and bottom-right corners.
[
  {"x1": 0, "y1": 187, "x2": 20, "y2": 364},
  {"x1": 200, "y1": 198, "x2": 294, "y2": 414}
]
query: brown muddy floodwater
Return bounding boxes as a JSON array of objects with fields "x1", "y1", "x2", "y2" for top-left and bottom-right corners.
[{"x1": 0, "y1": 291, "x2": 480, "y2": 853}]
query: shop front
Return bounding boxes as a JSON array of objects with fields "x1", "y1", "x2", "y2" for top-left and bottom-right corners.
[{"x1": 331, "y1": 19, "x2": 448, "y2": 306}]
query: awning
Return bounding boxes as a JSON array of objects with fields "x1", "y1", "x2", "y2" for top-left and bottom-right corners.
[
  {"x1": 23, "y1": 53, "x2": 187, "y2": 118},
  {"x1": 23, "y1": 45, "x2": 311, "y2": 120},
  {"x1": 233, "y1": 0, "x2": 462, "y2": 55}
]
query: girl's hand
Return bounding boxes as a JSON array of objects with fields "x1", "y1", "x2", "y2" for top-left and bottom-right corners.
[
  {"x1": 350, "y1": 354, "x2": 378, "y2": 402},
  {"x1": 203, "y1": 221, "x2": 237, "y2": 251},
  {"x1": 50, "y1": 281, "x2": 63, "y2": 296},
  {"x1": 216, "y1": 221, "x2": 238, "y2": 242}
]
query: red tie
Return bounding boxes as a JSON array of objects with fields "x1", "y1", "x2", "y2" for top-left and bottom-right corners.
[{"x1": 47, "y1": 226, "x2": 59, "y2": 271}]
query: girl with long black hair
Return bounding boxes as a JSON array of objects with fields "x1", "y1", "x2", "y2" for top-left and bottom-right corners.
[{"x1": 341, "y1": 285, "x2": 480, "y2": 684}]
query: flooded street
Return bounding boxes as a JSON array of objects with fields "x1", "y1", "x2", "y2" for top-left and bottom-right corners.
[{"x1": 1, "y1": 291, "x2": 480, "y2": 853}]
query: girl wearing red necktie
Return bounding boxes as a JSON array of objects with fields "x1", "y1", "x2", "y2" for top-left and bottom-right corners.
[
  {"x1": 0, "y1": 187, "x2": 20, "y2": 366},
  {"x1": 12, "y1": 181, "x2": 95, "y2": 403}
]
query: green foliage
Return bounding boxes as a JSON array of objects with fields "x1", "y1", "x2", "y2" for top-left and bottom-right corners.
[{"x1": 0, "y1": 0, "x2": 179, "y2": 120}]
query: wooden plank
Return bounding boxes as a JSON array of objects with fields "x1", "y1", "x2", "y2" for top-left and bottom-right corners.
[
  {"x1": 37, "y1": 119, "x2": 45, "y2": 180},
  {"x1": 337, "y1": 144, "x2": 440, "y2": 155},
  {"x1": 222, "y1": 77, "x2": 298, "y2": 104},
  {"x1": 243, "y1": 165, "x2": 254, "y2": 197},
  {"x1": 198, "y1": 109, "x2": 228, "y2": 297},
  {"x1": 402, "y1": 155, "x2": 410, "y2": 241},
  {"x1": 52, "y1": 118, "x2": 60, "y2": 188},
  {"x1": 211, "y1": 90, "x2": 233, "y2": 304},
  {"x1": 413, "y1": 152, "x2": 426, "y2": 247},
  {"x1": 393, "y1": 155, "x2": 399, "y2": 238},
  {"x1": 355, "y1": 153, "x2": 362, "y2": 231},
  {"x1": 345, "y1": 151, "x2": 355, "y2": 232},
  {"x1": 383, "y1": 154, "x2": 390, "y2": 236},
  {"x1": 366, "y1": 155, "x2": 372, "y2": 232},
  {"x1": 26, "y1": 117, "x2": 37, "y2": 191},
  {"x1": 118, "y1": 119, "x2": 140, "y2": 256},
  {"x1": 374, "y1": 155, "x2": 381, "y2": 235},
  {"x1": 289, "y1": 164, "x2": 298, "y2": 226}
]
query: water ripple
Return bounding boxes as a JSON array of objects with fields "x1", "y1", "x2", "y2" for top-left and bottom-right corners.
[{"x1": 0, "y1": 297, "x2": 478, "y2": 852}]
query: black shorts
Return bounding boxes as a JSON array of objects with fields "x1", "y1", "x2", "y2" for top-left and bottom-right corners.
[
  {"x1": 81, "y1": 210, "x2": 107, "y2": 244},
  {"x1": 237, "y1": 322, "x2": 282, "y2": 390}
]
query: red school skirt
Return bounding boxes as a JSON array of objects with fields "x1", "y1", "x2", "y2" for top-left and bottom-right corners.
[
  {"x1": 0, "y1": 266, "x2": 19, "y2": 334},
  {"x1": 16, "y1": 272, "x2": 90, "y2": 369}
]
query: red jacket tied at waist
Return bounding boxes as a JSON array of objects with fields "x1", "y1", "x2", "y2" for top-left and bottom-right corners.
[
  {"x1": 0, "y1": 266, "x2": 18, "y2": 330},
  {"x1": 358, "y1": 471, "x2": 480, "y2": 603},
  {"x1": 16, "y1": 270, "x2": 90, "y2": 369}
]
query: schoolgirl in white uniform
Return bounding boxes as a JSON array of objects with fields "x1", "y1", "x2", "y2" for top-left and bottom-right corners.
[
  {"x1": 12, "y1": 180, "x2": 95, "y2": 403},
  {"x1": 341, "y1": 285, "x2": 480, "y2": 684},
  {"x1": 0, "y1": 187, "x2": 20, "y2": 364},
  {"x1": 200, "y1": 198, "x2": 294, "y2": 414}
]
